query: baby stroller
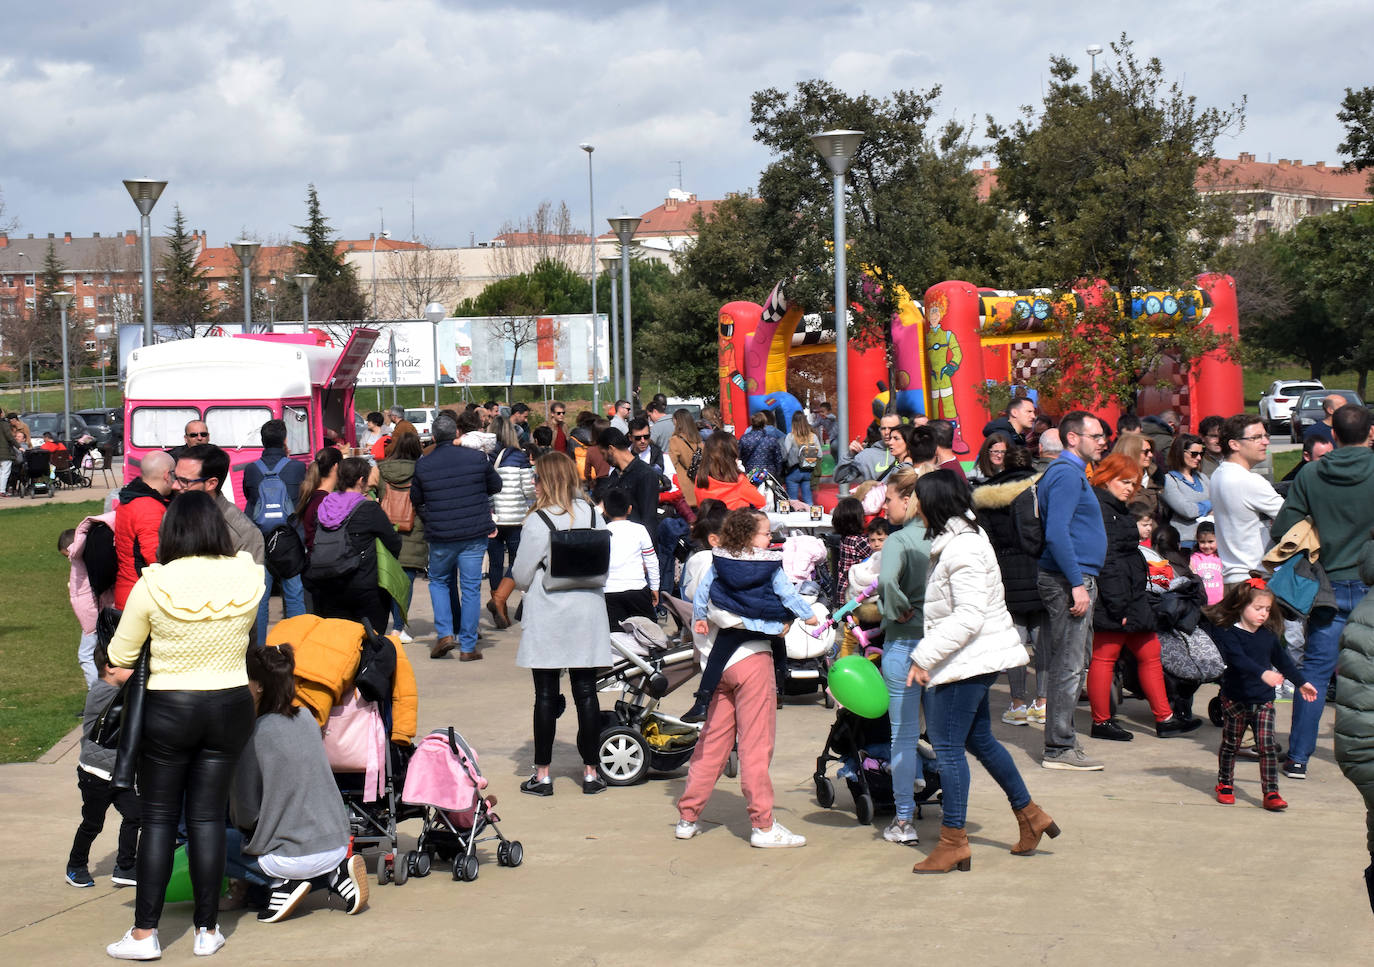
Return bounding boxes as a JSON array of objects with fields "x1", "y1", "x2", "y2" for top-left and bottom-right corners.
[
  {"x1": 814, "y1": 705, "x2": 941, "y2": 825},
  {"x1": 747, "y1": 467, "x2": 794, "y2": 513},
  {"x1": 779, "y1": 592, "x2": 836, "y2": 707},
  {"x1": 18, "y1": 449, "x2": 54, "y2": 498},
  {"x1": 403, "y1": 727, "x2": 523, "y2": 882},
  {"x1": 593, "y1": 617, "x2": 712, "y2": 786}
]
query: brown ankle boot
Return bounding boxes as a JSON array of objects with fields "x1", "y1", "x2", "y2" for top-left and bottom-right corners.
[
  {"x1": 1010, "y1": 801, "x2": 1061, "y2": 855},
  {"x1": 912, "y1": 825, "x2": 971, "y2": 874},
  {"x1": 487, "y1": 577, "x2": 516, "y2": 629}
]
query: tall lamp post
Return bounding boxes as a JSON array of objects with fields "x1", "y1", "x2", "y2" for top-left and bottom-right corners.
[
  {"x1": 601, "y1": 255, "x2": 621, "y2": 401},
  {"x1": 810, "y1": 129, "x2": 864, "y2": 482},
  {"x1": 53, "y1": 291, "x2": 74, "y2": 445},
  {"x1": 94, "y1": 324, "x2": 112, "y2": 410},
  {"x1": 123, "y1": 179, "x2": 167, "y2": 345},
  {"x1": 606, "y1": 216, "x2": 640, "y2": 408},
  {"x1": 294, "y1": 273, "x2": 317, "y2": 327},
  {"x1": 371, "y1": 231, "x2": 390, "y2": 318},
  {"x1": 579, "y1": 143, "x2": 600, "y2": 412},
  {"x1": 230, "y1": 240, "x2": 261, "y2": 331},
  {"x1": 1087, "y1": 43, "x2": 1103, "y2": 77},
  {"x1": 425, "y1": 301, "x2": 446, "y2": 411}
]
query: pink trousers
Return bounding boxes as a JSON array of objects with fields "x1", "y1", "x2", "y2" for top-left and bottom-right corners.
[{"x1": 677, "y1": 651, "x2": 777, "y2": 830}]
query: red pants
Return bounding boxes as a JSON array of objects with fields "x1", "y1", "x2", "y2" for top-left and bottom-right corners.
[
  {"x1": 1088, "y1": 630, "x2": 1174, "y2": 723},
  {"x1": 677, "y1": 651, "x2": 776, "y2": 830}
]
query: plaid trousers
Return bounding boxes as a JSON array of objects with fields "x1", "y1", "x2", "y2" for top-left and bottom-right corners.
[{"x1": 1218, "y1": 695, "x2": 1279, "y2": 794}]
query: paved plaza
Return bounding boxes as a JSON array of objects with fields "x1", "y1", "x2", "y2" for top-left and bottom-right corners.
[{"x1": 1, "y1": 482, "x2": 1368, "y2": 965}]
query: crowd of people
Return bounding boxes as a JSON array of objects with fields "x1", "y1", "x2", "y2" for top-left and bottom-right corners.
[{"x1": 54, "y1": 387, "x2": 1374, "y2": 956}]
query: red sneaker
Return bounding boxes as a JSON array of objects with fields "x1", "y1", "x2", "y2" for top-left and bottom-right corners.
[
  {"x1": 1263, "y1": 791, "x2": 1288, "y2": 811},
  {"x1": 1215, "y1": 783, "x2": 1235, "y2": 805}
]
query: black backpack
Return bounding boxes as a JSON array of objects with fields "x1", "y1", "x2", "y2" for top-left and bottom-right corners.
[
  {"x1": 306, "y1": 506, "x2": 363, "y2": 582},
  {"x1": 83, "y1": 519, "x2": 118, "y2": 598},
  {"x1": 356, "y1": 618, "x2": 398, "y2": 705},
  {"x1": 1010, "y1": 479, "x2": 1044, "y2": 559},
  {"x1": 537, "y1": 507, "x2": 610, "y2": 591},
  {"x1": 265, "y1": 522, "x2": 308, "y2": 579}
]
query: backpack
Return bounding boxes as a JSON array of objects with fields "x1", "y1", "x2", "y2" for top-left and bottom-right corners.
[
  {"x1": 250, "y1": 458, "x2": 294, "y2": 532},
  {"x1": 306, "y1": 506, "x2": 364, "y2": 582},
  {"x1": 1010, "y1": 479, "x2": 1044, "y2": 559},
  {"x1": 687, "y1": 443, "x2": 703, "y2": 485},
  {"x1": 537, "y1": 507, "x2": 611, "y2": 591},
  {"x1": 264, "y1": 523, "x2": 307, "y2": 579},
  {"x1": 797, "y1": 440, "x2": 821, "y2": 470},
  {"x1": 380, "y1": 480, "x2": 415, "y2": 533},
  {"x1": 83, "y1": 519, "x2": 118, "y2": 599}
]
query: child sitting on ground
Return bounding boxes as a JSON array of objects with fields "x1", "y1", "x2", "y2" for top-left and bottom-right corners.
[
  {"x1": 1190, "y1": 522, "x2": 1224, "y2": 605},
  {"x1": 685, "y1": 508, "x2": 818, "y2": 723},
  {"x1": 66, "y1": 639, "x2": 139, "y2": 889},
  {"x1": 601, "y1": 489, "x2": 659, "y2": 628},
  {"x1": 1205, "y1": 578, "x2": 1317, "y2": 811}
]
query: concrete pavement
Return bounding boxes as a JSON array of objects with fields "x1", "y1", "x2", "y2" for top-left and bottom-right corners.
[{"x1": 2, "y1": 572, "x2": 1370, "y2": 965}]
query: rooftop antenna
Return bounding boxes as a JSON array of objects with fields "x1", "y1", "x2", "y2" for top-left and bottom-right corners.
[
  {"x1": 378, "y1": 207, "x2": 385, "y2": 235},
  {"x1": 673, "y1": 161, "x2": 683, "y2": 189},
  {"x1": 410, "y1": 185, "x2": 416, "y2": 240}
]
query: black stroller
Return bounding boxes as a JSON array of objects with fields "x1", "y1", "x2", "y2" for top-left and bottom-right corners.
[
  {"x1": 813, "y1": 707, "x2": 941, "y2": 825},
  {"x1": 17, "y1": 449, "x2": 54, "y2": 498}
]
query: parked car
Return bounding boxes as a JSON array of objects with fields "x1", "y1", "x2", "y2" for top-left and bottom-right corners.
[
  {"x1": 1258, "y1": 379, "x2": 1324, "y2": 432},
  {"x1": 20, "y1": 411, "x2": 92, "y2": 445},
  {"x1": 75, "y1": 408, "x2": 123, "y2": 454},
  {"x1": 1290, "y1": 389, "x2": 1365, "y2": 443},
  {"x1": 405, "y1": 407, "x2": 436, "y2": 443}
]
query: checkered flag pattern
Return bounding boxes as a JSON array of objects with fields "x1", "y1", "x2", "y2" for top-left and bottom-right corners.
[{"x1": 761, "y1": 281, "x2": 788, "y2": 325}]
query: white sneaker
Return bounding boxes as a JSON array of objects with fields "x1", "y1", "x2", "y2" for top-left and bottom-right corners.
[
  {"x1": 192, "y1": 926, "x2": 224, "y2": 957},
  {"x1": 1002, "y1": 704, "x2": 1029, "y2": 725},
  {"x1": 750, "y1": 821, "x2": 806, "y2": 848},
  {"x1": 675, "y1": 819, "x2": 700, "y2": 840},
  {"x1": 1026, "y1": 703, "x2": 1047, "y2": 725},
  {"x1": 883, "y1": 819, "x2": 920, "y2": 844},
  {"x1": 397, "y1": 628, "x2": 414, "y2": 644},
  {"x1": 107, "y1": 928, "x2": 161, "y2": 961}
]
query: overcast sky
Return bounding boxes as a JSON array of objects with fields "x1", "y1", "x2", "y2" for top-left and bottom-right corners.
[{"x1": 3, "y1": 0, "x2": 1368, "y2": 250}]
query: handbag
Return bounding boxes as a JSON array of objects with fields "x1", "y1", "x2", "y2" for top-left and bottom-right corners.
[
  {"x1": 1159, "y1": 626, "x2": 1225, "y2": 681},
  {"x1": 323, "y1": 688, "x2": 387, "y2": 802},
  {"x1": 95, "y1": 634, "x2": 151, "y2": 792},
  {"x1": 1268, "y1": 555, "x2": 1319, "y2": 618}
]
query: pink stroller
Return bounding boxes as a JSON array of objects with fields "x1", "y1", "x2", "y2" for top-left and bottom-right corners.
[{"x1": 401, "y1": 727, "x2": 523, "y2": 882}]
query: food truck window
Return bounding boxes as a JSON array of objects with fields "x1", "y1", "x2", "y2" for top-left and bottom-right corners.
[
  {"x1": 131, "y1": 407, "x2": 202, "y2": 448},
  {"x1": 283, "y1": 405, "x2": 311, "y2": 455},
  {"x1": 205, "y1": 407, "x2": 273, "y2": 448}
]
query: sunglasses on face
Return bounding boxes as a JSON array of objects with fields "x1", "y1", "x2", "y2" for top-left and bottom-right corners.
[
  {"x1": 1186, "y1": 449, "x2": 1204, "y2": 457},
  {"x1": 631, "y1": 434, "x2": 650, "y2": 441},
  {"x1": 186, "y1": 431, "x2": 209, "y2": 438}
]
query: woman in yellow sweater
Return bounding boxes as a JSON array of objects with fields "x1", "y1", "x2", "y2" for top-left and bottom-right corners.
[{"x1": 105, "y1": 490, "x2": 264, "y2": 961}]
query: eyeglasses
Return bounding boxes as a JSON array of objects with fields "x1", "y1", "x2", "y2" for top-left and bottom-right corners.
[
  {"x1": 173, "y1": 474, "x2": 208, "y2": 486},
  {"x1": 989, "y1": 448, "x2": 1007, "y2": 456},
  {"x1": 1078, "y1": 432, "x2": 1106, "y2": 441},
  {"x1": 1240, "y1": 434, "x2": 1270, "y2": 442},
  {"x1": 552, "y1": 411, "x2": 565, "y2": 417},
  {"x1": 186, "y1": 431, "x2": 209, "y2": 439},
  {"x1": 631, "y1": 434, "x2": 650, "y2": 441}
]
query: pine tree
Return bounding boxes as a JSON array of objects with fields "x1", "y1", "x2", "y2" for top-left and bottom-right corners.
[{"x1": 276, "y1": 185, "x2": 368, "y2": 323}]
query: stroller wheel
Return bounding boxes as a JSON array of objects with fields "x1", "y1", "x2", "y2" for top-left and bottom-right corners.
[
  {"x1": 597, "y1": 726, "x2": 650, "y2": 786},
  {"x1": 854, "y1": 792, "x2": 875, "y2": 825},
  {"x1": 394, "y1": 855, "x2": 409, "y2": 886},
  {"x1": 377, "y1": 857, "x2": 392, "y2": 886},
  {"x1": 412, "y1": 851, "x2": 432, "y2": 878},
  {"x1": 498, "y1": 841, "x2": 525, "y2": 868},
  {"x1": 453, "y1": 854, "x2": 479, "y2": 882},
  {"x1": 724, "y1": 749, "x2": 739, "y2": 779},
  {"x1": 815, "y1": 776, "x2": 836, "y2": 809}
]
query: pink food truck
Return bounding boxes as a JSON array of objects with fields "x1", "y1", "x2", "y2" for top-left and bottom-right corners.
[{"x1": 122, "y1": 329, "x2": 379, "y2": 508}]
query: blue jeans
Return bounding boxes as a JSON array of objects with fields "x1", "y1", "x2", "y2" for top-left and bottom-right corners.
[
  {"x1": 1288, "y1": 580, "x2": 1369, "y2": 764},
  {"x1": 785, "y1": 467, "x2": 813, "y2": 504},
  {"x1": 924, "y1": 671, "x2": 1031, "y2": 829},
  {"x1": 881, "y1": 638, "x2": 923, "y2": 822},
  {"x1": 389, "y1": 567, "x2": 422, "y2": 633},
  {"x1": 223, "y1": 827, "x2": 270, "y2": 886},
  {"x1": 428, "y1": 538, "x2": 486, "y2": 652},
  {"x1": 255, "y1": 571, "x2": 305, "y2": 645},
  {"x1": 487, "y1": 527, "x2": 521, "y2": 594}
]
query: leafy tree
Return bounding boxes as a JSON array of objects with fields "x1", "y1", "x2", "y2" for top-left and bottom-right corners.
[
  {"x1": 154, "y1": 204, "x2": 211, "y2": 335},
  {"x1": 986, "y1": 33, "x2": 1245, "y2": 409},
  {"x1": 274, "y1": 185, "x2": 368, "y2": 324},
  {"x1": 1338, "y1": 85, "x2": 1374, "y2": 192}
]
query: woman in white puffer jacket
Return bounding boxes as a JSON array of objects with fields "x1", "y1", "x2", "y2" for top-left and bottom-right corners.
[
  {"x1": 906, "y1": 469, "x2": 1061, "y2": 875},
  {"x1": 486, "y1": 416, "x2": 536, "y2": 628}
]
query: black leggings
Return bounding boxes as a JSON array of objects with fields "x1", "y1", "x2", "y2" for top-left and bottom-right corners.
[
  {"x1": 531, "y1": 668, "x2": 600, "y2": 768},
  {"x1": 135, "y1": 687, "x2": 254, "y2": 931}
]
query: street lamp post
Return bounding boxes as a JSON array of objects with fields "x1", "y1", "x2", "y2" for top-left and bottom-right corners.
[
  {"x1": 123, "y1": 179, "x2": 167, "y2": 345},
  {"x1": 810, "y1": 129, "x2": 864, "y2": 485},
  {"x1": 1087, "y1": 43, "x2": 1103, "y2": 77},
  {"x1": 294, "y1": 274, "x2": 317, "y2": 327},
  {"x1": 601, "y1": 256, "x2": 621, "y2": 401},
  {"x1": 94, "y1": 324, "x2": 113, "y2": 410},
  {"x1": 580, "y1": 143, "x2": 600, "y2": 412},
  {"x1": 53, "y1": 291, "x2": 74, "y2": 445},
  {"x1": 230, "y1": 240, "x2": 261, "y2": 331},
  {"x1": 425, "y1": 301, "x2": 446, "y2": 411},
  {"x1": 371, "y1": 231, "x2": 390, "y2": 319},
  {"x1": 267, "y1": 297, "x2": 276, "y2": 329},
  {"x1": 606, "y1": 217, "x2": 640, "y2": 408}
]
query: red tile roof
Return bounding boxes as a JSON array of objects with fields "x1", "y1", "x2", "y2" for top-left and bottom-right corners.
[
  {"x1": 199, "y1": 239, "x2": 425, "y2": 279},
  {"x1": 630, "y1": 195, "x2": 721, "y2": 237}
]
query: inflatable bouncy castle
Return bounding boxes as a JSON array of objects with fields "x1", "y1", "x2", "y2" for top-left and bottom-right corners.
[{"x1": 719, "y1": 274, "x2": 1242, "y2": 458}]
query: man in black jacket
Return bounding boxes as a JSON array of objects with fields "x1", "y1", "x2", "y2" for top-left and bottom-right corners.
[
  {"x1": 982, "y1": 397, "x2": 1036, "y2": 448},
  {"x1": 243, "y1": 419, "x2": 309, "y2": 643},
  {"x1": 412, "y1": 414, "x2": 502, "y2": 660},
  {"x1": 598, "y1": 428, "x2": 660, "y2": 542}
]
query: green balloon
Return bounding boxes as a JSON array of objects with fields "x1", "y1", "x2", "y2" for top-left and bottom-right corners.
[
  {"x1": 164, "y1": 844, "x2": 229, "y2": 903},
  {"x1": 828, "y1": 655, "x2": 889, "y2": 718}
]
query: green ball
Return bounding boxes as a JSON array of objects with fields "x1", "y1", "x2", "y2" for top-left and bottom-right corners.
[{"x1": 828, "y1": 655, "x2": 889, "y2": 718}]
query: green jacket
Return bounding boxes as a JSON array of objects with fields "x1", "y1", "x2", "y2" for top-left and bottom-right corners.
[
  {"x1": 1336, "y1": 539, "x2": 1374, "y2": 851},
  {"x1": 0, "y1": 419, "x2": 14, "y2": 462},
  {"x1": 878, "y1": 521, "x2": 931, "y2": 642},
  {"x1": 1273, "y1": 446, "x2": 1374, "y2": 581},
  {"x1": 376, "y1": 458, "x2": 429, "y2": 571}
]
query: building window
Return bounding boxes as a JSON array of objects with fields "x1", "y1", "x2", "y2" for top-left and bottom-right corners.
[
  {"x1": 83, "y1": 275, "x2": 92, "y2": 285},
  {"x1": 24, "y1": 275, "x2": 34, "y2": 286}
]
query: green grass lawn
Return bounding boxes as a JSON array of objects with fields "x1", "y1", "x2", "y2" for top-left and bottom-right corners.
[
  {"x1": 0, "y1": 500, "x2": 100, "y2": 763},
  {"x1": 1271, "y1": 449, "x2": 1301, "y2": 481}
]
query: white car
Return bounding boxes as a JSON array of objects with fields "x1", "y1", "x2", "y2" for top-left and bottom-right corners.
[
  {"x1": 1258, "y1": 379, "x2": 1324, "y2": 431},
  {"x1": 405, "y1": 407, "x2": 437, "y2": 443}
]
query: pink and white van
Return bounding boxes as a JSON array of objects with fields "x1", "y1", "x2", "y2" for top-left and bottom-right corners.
[{"x1": 122, "y1": 329, "x2": 379, "y2": 508}]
